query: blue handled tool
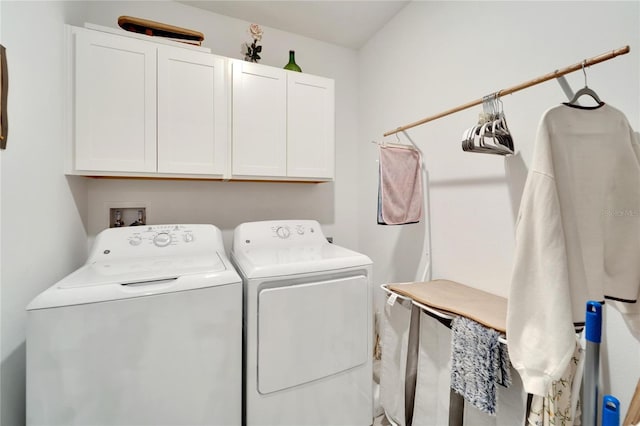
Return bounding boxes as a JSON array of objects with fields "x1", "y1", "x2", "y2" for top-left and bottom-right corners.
[
  {"x1": 582, "y1": 301, "x2": 602, "y2": 426},
  {"x1": 602, "y1": 395, "x2": 620, "y2": 426}
]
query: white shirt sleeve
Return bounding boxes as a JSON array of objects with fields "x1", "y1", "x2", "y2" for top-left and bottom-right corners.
[
  {"x1": 609, "y1": 129, "x2": 640, "y2": 339},
  {"x1": 507, "y1": 169, "x2": 577, "y2": 396}
]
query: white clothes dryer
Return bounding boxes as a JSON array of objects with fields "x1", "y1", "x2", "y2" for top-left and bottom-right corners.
[
  {"x1": 26, "y1": 224, "x2": 242, "y2": 426},
  {"x1": 231, "y1": 220, "x2": 373, "y2": 426}
]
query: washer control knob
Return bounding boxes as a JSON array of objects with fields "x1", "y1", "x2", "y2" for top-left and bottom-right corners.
[
  {"x1": 129, "y1": 236, "x2": 142, "y2": 246},
  {"x1": 296, "y1": 226, "x2": 305, "y2": 235},
  {"x1": 275, "y1": 226, "x2": 290, "y2": 239},
  {"x1": 153, "y1": 232, "x2": 172, "y2": 247},
  {"x1": 183, "y1": 232, "x2": 194, "y2": 243}
]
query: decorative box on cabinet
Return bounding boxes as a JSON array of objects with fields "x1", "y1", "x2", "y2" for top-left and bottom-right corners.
[
  {"x1": 67, "y1": 25, "x2": 228, "y2": 178},
  {"x1": 231, "y1": 60, "x2": 335, "y2": 181}
]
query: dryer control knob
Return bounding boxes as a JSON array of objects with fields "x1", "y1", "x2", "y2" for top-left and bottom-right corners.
[
  {"x1": 275, "y1": 226, "x2": 290, "y2": 239},
  {"x1": 153, "y1": 232, "x2": 172, "y2": 247},
  {"x1": 183, "y1": 232, "x2": 194, "y2": 243}
]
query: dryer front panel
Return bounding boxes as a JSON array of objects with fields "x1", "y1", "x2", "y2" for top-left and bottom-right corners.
[{"x1": 257, "y1": 275, "x2": 368, "y2": 394}]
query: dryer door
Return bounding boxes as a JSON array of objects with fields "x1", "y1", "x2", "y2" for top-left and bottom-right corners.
[{"x1": 257, "y1": 275, "x2": 369, "y2": 394}]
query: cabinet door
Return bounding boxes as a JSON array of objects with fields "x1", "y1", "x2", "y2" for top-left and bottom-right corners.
[
  {"x1": 74, "y1": 28, "x2": 157, "y2": 172},
  {"x1": 232, "y1": 61, "x2": 286, "y2": 177},
  {"x1": 157, "y1": 48, "x2": 227, "y2": 175},
  {"x1": 287, "y1": 73, "x2": 335, "y2": 180}
]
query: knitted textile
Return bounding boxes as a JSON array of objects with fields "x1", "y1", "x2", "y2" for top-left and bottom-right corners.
[{"x1": 450, "y1": 316, "x2": 511, "y2": 415}]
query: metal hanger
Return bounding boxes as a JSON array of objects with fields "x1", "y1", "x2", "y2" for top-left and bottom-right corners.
[
  {"x1": 462, "y1": 94, "x2": 513, "y2": 156},
  {"x1": 372, "y1": 133, "x2": 416, "y2": 150},
  {"x1": 567, "y1": 61, "x2": 604, "y2": 107},
  {"x1": 491, "y1": 97, "x2": 514, "y2": 151}
]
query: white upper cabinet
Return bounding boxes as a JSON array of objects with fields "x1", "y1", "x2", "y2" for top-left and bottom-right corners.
[
  {"x1": 231, "y1": 61, "x2": 287, "y2": 177},
  {"x1": 74, "y1": 28, "x2": 157, "y2": 173},
  {"x1": 70, "y1": 25, "x2": 228, "y2": 178},
  {"x1": 157, "y1": 48, "x2": 227, "y2": 175},
  {"x1": 69, "y1": 25, "x2": 334, "y2": 182},
  {"x1": 231, "y1": 61, "x2": 335, "y2": 181},
  {"x1": 287, "y1": 73, "x2": 335, "y2": 180}
]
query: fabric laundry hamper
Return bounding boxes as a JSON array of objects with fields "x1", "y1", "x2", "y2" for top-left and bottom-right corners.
[
  {"x1": 457, "y1": 365, "x2": 526, "y2": 425},
  {"x1": 455, "y1": 374, "x2": 524, "y2": 425},
  {"x1": 380, "y1": 294, "x2": 420, "y2": 426},
  {"x1": 411, "y1": 311, "x2": 452, "y2": 425},
  {"x1": 411, "y1": 310, "x2": 527, "y2": 426}
]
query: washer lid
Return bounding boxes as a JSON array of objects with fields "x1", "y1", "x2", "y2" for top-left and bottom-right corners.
[
  {"x1": 59, "y1": 253, "x2": 226, "y2": 288},
  {"x1": 26, "y1": 253, "x2": 241, "y2": 310},
  {"x1": 232, "y1": 243, "x2": 371, "y2": 278}
]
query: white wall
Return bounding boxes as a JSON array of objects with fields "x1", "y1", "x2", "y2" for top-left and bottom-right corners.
[
  {"x1": 0, "y1": 2, "x2": 90, "y2": 425},
  {"x1": 82, "y1": 1, "x2": 361, "y2": 252},
  {"x1": 359, "y1": 0, "x2": 640, "y2": 421}
]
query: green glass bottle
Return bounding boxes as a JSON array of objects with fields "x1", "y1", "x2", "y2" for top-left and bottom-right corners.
[{"x1": 284, "y1": 50, "x2": 302, "y2": 72}]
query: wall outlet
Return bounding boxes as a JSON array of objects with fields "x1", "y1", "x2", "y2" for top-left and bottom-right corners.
[{"x1": 109, "y1": 207, "x2": 146, "y2": 228}]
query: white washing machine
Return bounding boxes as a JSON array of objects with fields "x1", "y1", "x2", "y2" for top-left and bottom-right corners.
[
  {"x1": 231, "y1": 220, "x2": 373, "y2": 425},
  {"x1": 26, "y1": 224, "x2": 242, "y2": 426}
]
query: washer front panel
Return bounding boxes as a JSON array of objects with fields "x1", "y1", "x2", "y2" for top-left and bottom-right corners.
[{"x1": 27, "y1": 283, "x2": 242, "y2": 425}]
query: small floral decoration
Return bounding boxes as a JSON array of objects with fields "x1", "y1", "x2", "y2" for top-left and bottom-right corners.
[{"x1": 244, "y1": 23, "x2": 263, "y2": 63}]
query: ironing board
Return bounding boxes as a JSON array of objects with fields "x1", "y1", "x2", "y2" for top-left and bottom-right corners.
[{"x1": 387, "y1": 279, "x2": 508, "y2": 333}]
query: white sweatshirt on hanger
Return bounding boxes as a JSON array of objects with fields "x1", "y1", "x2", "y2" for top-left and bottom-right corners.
[{"x1": 507, "y1": 103, "x2": 640, "y2": 396}]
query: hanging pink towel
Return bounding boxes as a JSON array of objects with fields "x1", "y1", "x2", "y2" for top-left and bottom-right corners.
[{"x1": 378, "y1": 145, "x2": 423, "y2": 225}]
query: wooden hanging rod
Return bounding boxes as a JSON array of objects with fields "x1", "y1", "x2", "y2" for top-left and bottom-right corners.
[{"x1": 383, "y1": 45, "x2": 631, "y2": 137}]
